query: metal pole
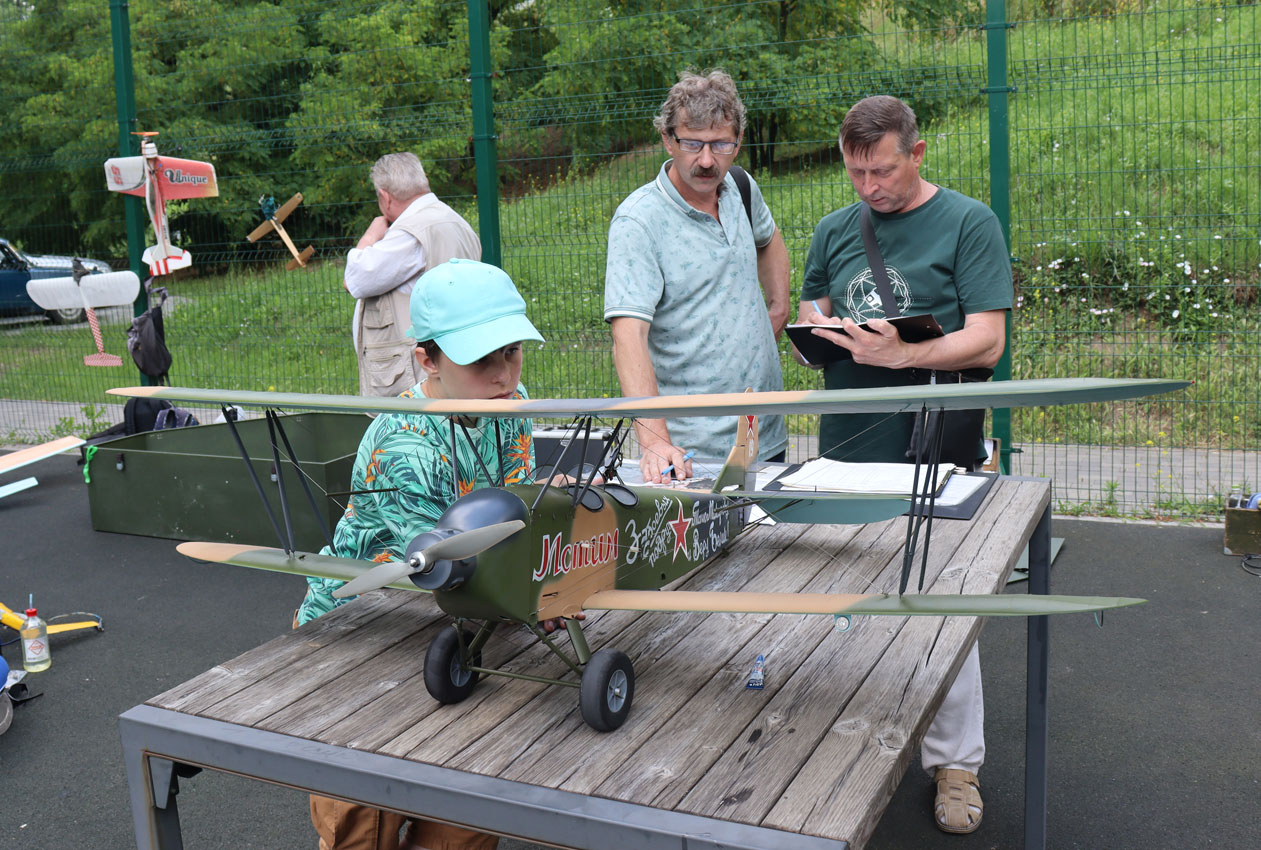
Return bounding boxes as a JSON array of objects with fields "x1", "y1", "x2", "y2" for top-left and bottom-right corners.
[
  {"x1": 466, "y1": 0, "x2": 501, "y2": 267},
  {"x1": 1024, "y1": 502, "x2": 1051, "y2": 850},
  {"x1": 984, "y1": 0, "x2": 1014, "y2": 471},
  {"x1": 109, "y1": 0, "x2": 152, "y2": 383}
]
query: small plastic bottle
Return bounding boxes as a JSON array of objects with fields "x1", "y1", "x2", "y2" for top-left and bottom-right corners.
[{"x1": 21, "y1": 607, "x2": 51, "y2": 672}]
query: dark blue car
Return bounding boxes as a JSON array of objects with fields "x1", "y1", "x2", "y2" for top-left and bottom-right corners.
[{"x1": 0, "y1": 238, "x2": 113, "y2": 324}]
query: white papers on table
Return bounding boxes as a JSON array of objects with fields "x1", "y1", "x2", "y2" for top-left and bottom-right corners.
[
  {"x1": 933, "y1": 473, "x2": 991, "y2": 507},
  {"x1": 775, "y1": 458, "x2": 955, "y2": 495}
]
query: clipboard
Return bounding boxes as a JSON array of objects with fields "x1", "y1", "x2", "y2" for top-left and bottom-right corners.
[
  {"x1": 906, "y1": 472, "x2": 997, "y2": 520},
  {"x1": 787, "y1": 313, "x2": 945, "y2": 365}
]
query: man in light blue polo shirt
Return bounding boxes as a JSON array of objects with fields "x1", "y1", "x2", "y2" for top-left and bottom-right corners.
[{"x1": 604, "y1": 69, "x2": 790, "y2": 483}]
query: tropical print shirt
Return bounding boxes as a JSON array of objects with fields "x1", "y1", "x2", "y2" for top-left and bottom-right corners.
[{"x1": 296, "y1": 382, "x2": 535, "y2": 625}]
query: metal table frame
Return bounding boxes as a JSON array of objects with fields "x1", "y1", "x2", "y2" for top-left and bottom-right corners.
[{"x1": 119, "y1": 500, "x2": 1055, "y2": 850}]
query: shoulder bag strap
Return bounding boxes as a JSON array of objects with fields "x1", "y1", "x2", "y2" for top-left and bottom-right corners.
[
  {"x1": 728, "y1": 165, "x2": 753, "y2": 229},
  {"x1": 859, "y1": 203, "x2": 902, "y2": 318}
]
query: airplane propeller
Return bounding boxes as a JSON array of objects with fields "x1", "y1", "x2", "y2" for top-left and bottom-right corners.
[{"x1": 333, "y1": 520, "x2": 524, "y2": 599}]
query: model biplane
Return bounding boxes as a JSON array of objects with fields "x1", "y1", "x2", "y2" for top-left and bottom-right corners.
[
  {"x1": 104, "y1": 132, "x2": 219, "y2": 277},
  {"x1": 246, "y1": 193, "x2": 314, "y2": 270},
  {"x1": 109, "y1": 377, "x2": 1186, "y2": 731}
]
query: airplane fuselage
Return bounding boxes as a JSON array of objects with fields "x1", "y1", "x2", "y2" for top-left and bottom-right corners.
[{"x1": 424, "y1": 483, "x2": 746, "y2": 624}]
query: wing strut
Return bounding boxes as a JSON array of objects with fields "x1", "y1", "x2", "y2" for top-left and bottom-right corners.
[
  {"x1": 529, "y1": 416, "x2": 591, "y2": 512},
  {"x1": 899, "y1": 402, "x2": 948, "y2": 595},
  {"x1": 267, "y1": 408, "x2": 335, "y2": 551},
  {"x1": 265, "y1": 410, "x2": 298, "y2": 553},
  {"x1": 220, "y1": 405, "x2": 289, "y2": 553}
]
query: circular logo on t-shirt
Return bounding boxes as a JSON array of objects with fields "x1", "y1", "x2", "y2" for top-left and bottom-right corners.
[{"x1": 845, "y1": 266, "x2": 912, "y2": 322}]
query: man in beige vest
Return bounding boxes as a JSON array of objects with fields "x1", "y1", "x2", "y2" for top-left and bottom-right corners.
[{"x1": 346, "y1": 152, "x2": 481, "y2": 396}]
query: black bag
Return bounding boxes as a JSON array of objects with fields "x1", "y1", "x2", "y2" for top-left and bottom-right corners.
[
  {"x1": 127, "y1": 283, "x2": 172, "y2": 384},
  {"x1": 904, "y1": 368, "x2": 993, "y2": 469}
]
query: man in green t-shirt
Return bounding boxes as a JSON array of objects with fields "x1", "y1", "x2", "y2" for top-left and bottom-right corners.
[{"x1": 796, "y1": 95, "x2": 1013, "y2": 835}]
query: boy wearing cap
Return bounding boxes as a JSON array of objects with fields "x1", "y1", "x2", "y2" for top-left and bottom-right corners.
[{"x1": 299, "y1": 258, "x2": 542, "y2": 850}]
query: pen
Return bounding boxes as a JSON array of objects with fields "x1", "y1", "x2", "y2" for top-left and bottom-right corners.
[
  {"x1": 811, "y1": 300, "x2": 822, "y2": 319},
  {"x1": 661, "y1": 450, "x2": 695, "y2": 479}
]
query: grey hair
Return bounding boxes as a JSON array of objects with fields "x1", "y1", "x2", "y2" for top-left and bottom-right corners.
[
  {"x1": 839, "y1": 96, "x2": 919, "y2": 158},
  {"x1": 369, "y1": 152, "x2": 430, "y2": 199},
  {"x1": 652, "y1": 69, "x2": 746, "y2": 138}
]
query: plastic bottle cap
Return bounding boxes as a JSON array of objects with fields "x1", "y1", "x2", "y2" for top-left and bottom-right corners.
[{"x1": 25, "y1": 608, "x2": 37, "y2": 617}]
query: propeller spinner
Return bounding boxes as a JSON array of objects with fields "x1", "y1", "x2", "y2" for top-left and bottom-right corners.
[{"x1": 333, "y1": 520, "x2": 524, "y2": 599}]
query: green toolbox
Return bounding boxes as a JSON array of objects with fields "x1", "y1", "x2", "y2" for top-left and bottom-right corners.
[{"x1": 86, "y1": 412, "x2": 370, "y2": 549}]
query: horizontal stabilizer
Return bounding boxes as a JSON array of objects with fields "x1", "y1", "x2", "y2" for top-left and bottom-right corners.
[
  {"x1": 175, "y1": 541, "x2": 428, "y2": 593},
  {"x1": 0, "y1": 436, "x2": 84, "y2": 476},
  {"x1": 286, "y1": 245, "x2": 315, "y2": 270},
  {"x1": 143, "y1": 246, "x2": 191, "y2": 277},
  {"x1": 26, "y1": 271, "x2": 140, "y2": 310},
  {"x1": 581, "y1": 589, "x2": 1145, "y2": 618}
]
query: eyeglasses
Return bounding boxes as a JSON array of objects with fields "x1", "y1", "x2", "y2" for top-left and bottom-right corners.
[{"x1": 670, "y1": 132, "x2": 739, "y2": 156}]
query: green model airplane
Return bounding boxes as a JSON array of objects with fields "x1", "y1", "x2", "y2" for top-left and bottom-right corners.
[{"x1": 109, "y1": 377, "x2": 1186, "y2": 731}]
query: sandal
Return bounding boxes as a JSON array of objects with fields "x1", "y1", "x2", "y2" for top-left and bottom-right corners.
[{"x1": 934, "y1": 768, "x2": 982, "y2": 834}]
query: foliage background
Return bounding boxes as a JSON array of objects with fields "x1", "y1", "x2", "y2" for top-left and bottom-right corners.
[{"x1": 0, "y1": 0, "x2": 1257, "y2": 518}]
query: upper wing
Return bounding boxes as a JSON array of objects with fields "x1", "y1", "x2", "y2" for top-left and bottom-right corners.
[
  {"x1": 26, "y1": 270, "x2": 141, "y2": 310},
  {"x1": 104, "y1": 156, "x2": 147, "y2": 195},
  {"x1": 176, "y1": 541, "x2": 428, "y2": 593},
  {"x1": 247, "y1": 219, "x2": 276, "y2": 242},
  {"x1": 109, "y1": 377, "x2": 1190, "y2": 420},
  {"x1": 273, "y1": 193, "x2": 303, "y2": 224},
  {"x1": 582, "y1": 589, "x2": 1145, "y2": 617},
  {"x1": 153, "y1": 156, "x2": 219, "y2": 199}
]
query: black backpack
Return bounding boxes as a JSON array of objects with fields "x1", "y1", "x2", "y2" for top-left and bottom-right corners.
[
  {"x1": 79, "y1": 397, "x2": 199, "y2": 466},
  {"x1": 127, "y1": 283, "x2": 172, "y2": 384}
]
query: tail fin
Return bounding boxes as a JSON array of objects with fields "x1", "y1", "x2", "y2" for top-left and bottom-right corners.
[{"x1": 712, "y1": 412, "x2": 759, "y2": 493}]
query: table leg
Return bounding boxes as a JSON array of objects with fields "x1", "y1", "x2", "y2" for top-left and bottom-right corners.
[
  {"x1": 121, "y1": 717, "x2": 185, "y2": 850},
  {"x1": 1024, "y1": 503, "x2": 1051, "y2": 849}
]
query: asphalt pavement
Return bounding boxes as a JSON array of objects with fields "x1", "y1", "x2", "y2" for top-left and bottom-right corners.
[{"x1": 1, "y1": 454, "x2": 1257, "y2": 849}]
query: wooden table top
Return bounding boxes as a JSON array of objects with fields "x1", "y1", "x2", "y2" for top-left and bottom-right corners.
[{"x1": 149, "y1": 477, "x2": 1049, "y2": 849}]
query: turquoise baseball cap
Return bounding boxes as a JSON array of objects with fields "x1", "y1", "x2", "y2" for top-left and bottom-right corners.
[{"x1": 406, "y1": 258, "x2": 544, "y2": 365}]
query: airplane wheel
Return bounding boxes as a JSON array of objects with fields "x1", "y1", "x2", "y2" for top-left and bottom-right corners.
[
  {"x1": 579, "y1": 649, "x2": 634, "y2": 732},
  {"x1": 424, "y1": 627, "x2": 481, "y2": 704}
]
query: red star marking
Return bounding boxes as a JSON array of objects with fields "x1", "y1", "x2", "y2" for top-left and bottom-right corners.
[{"x1": 668, "y1": 502, "x2": 692, "y2": 560}]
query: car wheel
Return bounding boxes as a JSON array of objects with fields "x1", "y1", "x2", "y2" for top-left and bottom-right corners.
[{"x1": 46, "y1": 307, "x2": 86, "y2": 325}]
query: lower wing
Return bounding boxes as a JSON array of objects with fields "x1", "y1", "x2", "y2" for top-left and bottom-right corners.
[
  {"x1": 582, "y1": 589, "x2": 1145, "y2": 617},
  {"x1": 176, "y1": 541, "x2": 428, "y2": 593},
  {"x1": 0, "y1": 436, "x2": 85, "y2": 476}
]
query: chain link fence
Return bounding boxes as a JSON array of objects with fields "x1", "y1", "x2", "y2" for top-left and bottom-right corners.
[{"x1": 1, "y1": 1, "x2": 1256, "y2": 518}]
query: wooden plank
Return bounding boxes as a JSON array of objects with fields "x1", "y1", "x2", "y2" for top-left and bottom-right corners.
[
  {"x1": 498, "y1": 524, "x2": 871, "y2": 790},
  {"x1": 760, "y1": 480, "x2": 1048, "y2": 847},
  {"x1": 199, "y1": 593, "x2": 440, "y2": 726},
  {"x1": 316, "y1": 616, "x2": 579, "y2": 752},
  {"x1": 587, "y1": 520, "x2": 910, "y2": 808},
  {"x1": 670, "y1": 482, "x2": 1019, "y2": 824},
  {"x1": 150, "y1": 589, "x2": 415, "y2": 713}
]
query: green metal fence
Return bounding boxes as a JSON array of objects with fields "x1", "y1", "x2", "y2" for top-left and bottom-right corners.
[{"x1": 0, "y1": 0, "x2": 1256, "y2": 519}]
